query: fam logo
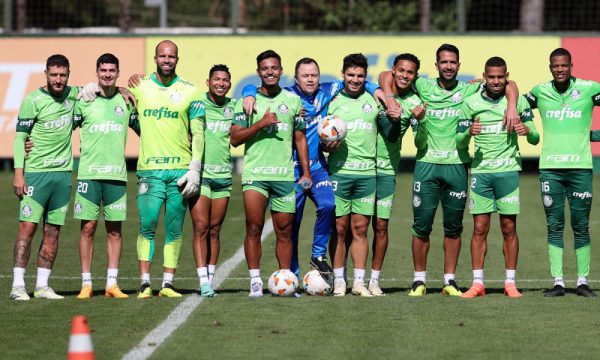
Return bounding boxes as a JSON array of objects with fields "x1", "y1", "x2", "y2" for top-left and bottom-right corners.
[
  {"x1": 74, "y1": 202, "x2": 83, "y2": 214},
  {"x1": 223, "y1": 106, "x2": 234, "y2": 119},
  {"x1": 452, "y1": 92, "x2": 463, "y2": 103},
  {"x1": 543, "y1": 195, "x2": 553, "y2": 207},
  {"x1": 570, "y1": 89, "x2": 581, "y2": 100},
  {"x1": 413, "y1": 195, "x2": 421, "y2": 208},
  {"x1": 170, "y1": 91, "x2": 181, "y2": 104},
  {"x1": 362, "y1": 103, "x2": 373, "y2": 113},
  {"x1": 114, "y1": 105, "x2": 124, "y2": 117},
  {"x1": 138, "y1": 181, "x2": 149, "y2": 195},
  {"x1": 21, "y1": 205, "x2": 32, "y2": 218},
  {"x1": 278, "y1": 104, "x2": 289, "y2": 115}
]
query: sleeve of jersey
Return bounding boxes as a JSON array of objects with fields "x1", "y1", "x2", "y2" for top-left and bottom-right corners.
[
  {"x1": 129, "y1": 108, "x2": 140, "y2": 136},
  {"x1": 319, "y1": 81, "x2": 342, "y2": 104},
  {"x1": 455, "y1": 104, "x2": 472, "y2": 149},
  {"x1": 293, "y1": 97, "x2": 306, "y2": 131},
  {"x1": 377, "y1": 109, "x2": 401, "y2": 142},
  {"x1": 73, "y1": 102, "x2": 83, "y2": 129},
  {"x1": 364, "y1": 80, "x2": 381, "y2": 96},
  {"x1": 590, "y1": 130, "x2": 600, "y2": 142},
  {"x1": 189, "y1": 100, "x2": 206, "y2": 167},
  {"x1": 524, "y1": 90, "x2": 538, "y2": 109},
  {"x1": 413, "y1": 77, "x2": 428, "y2": 95},
  {"x1": 232, "y1": 100, "x2": 249, "y2": 128},
  {"x1": 591, "y1": 81, "x2": 600, "y2": 106},
  {"x1": 465, "y1": 82, "x2": 483, "y2": 97},
  {"x1": 13, "y1": 132, "x2": 28, "y2": 169},
  {"x1": 16, "y1": 94, "x2": 37, "y2": 135},
  {"x1": 242, "y1": 84, "x2": 258, "y2": 98}
]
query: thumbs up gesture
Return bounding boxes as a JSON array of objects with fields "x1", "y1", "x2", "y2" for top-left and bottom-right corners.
[
  {"x1": 470, "y1": 117, "x2": 482, "y2": 136},
  {"x1": 258, "y1": 107, "x2": 280, "y2": 129},
  {"x1": 411, "y1": 101, "x2": 427, "y2": 121}
]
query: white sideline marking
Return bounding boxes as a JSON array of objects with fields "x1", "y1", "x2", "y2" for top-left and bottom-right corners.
[{"x1": 121, "y1": 219, "x2": 274, "y2": 360}]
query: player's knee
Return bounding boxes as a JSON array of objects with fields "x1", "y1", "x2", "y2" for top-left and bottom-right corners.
[
  {"x1": 209, "y1": 224, "x2": 222, "y2": 241},
  {"x1": 374, "y1": 219, "x2": 389, "y2": 236},
  {"x1": 246, "y1": 221, "x2": 264, "y2": 238},
  {"x1": 473, "y1": 221, "x2": 490, "y2": 238}
]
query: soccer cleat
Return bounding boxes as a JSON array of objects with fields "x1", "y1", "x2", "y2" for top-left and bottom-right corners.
[
  {"x1": 248, "y1": 280, "x2": 263, "y2": 298},
  {"x1": 504, "y1": 283, "x2": 522, "y2": 298},
  {"x1": 159, "y1": 283, "x2": 183, "y2": 298},
  {"x1": 543, "y1": 285, "x2": 565, "y2": 297},
  {"x1": 137, "y1": 282, "x2": 153, "y2": 299},
  {"x1": 333, "y1": 279, "x2": 347, "y2": 297},
  {"x1": 310, "y1": 256, "x2": 334, "y2": 284},
  {"x1": 368, "y1": 281, "x2": 385, "y2": 296},
  {"x1": 33, "y1": 286, "x2": 64, "y2": 299},
  {"x1": 77, "y1": 285, "x2": 93, "y2": 299},
  {"x1": 461, "y1": 283, "x2": 485, "y2": 298},
  {"x1": 576, "y1": 284, "x2": 597, "y2": 298},
  {"x1": 351, "y1": 283, "x2": 374, "y2": 297},
  {"x1": 408, "y1": 281, "x2": 426, "y2": 297},
  {"x1": 442, "y1": 279, "x2": 463, "y2": 296},
  {"x1": 105, "y1": 285, "x2": 129, "y2": 299},
  {"x1": 200, "y1": 283, "x2": 217, "y2": 297},
  {"x1": 10, "y1": 286, "x2": 30, "y2": 301}
]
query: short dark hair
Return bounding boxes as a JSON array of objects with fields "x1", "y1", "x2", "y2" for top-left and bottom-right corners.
[
  {"x1": 485, "y1": 56, "x2": 507, "y2": 69},
  {"x1": 295, "y1": 57, "x2": 320, "y2": 76},
  {"x1": 46, "y1": 54, "x2": 69, "y2": 69},
  {"x1": 96, "y1": 53, "x2": 119, "y2": 70},
  {"x1": 256, "y1": 50, "x2": 281, "y2": 68},
  {"x1": 209, "y1": 64, "x2": 230, "y2": 78},
  {"x1": 342, "y1": 53, "x2": 368, "y2": 73},
  {"x1": 436, "y1": 43, "x2": 459, "y2": 62},
  {"x1": 549, "y1": 48, "x2": 572, "y2": 63},
  {"x1": 393, "y1": 53, "x2": 420, "y2": 71}
]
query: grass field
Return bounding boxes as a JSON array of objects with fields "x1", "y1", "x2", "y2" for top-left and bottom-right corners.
[{"x1": 1, "y1": 172, "x2": 599, "y2": 359}]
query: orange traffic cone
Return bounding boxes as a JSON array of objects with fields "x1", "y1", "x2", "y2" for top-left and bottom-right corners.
[{"x1": 67, "y1": 315, "x2": 94, "y2": 360}]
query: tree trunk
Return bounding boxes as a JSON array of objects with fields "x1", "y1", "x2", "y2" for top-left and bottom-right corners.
[
  {"x1": 16, "y1": 0, "x2": 26, "y2": 34},
  {"x1": 119, "y1": 0, "x2": 131, "y2": 33},
  {"x1": 419, "y1": 0, "x2": 430, "y2": 32},
  {"x1": 520, "y1": 0, "x2": 544, "y2": 32}
]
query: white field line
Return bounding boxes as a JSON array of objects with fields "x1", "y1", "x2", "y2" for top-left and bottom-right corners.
[{"x1": 121, "y1": 219, "x2": 274, "y2": 360}]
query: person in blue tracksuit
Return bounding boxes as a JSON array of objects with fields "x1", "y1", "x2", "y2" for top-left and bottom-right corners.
[{"x1": 243, "y1": 57, "x2": 383, "y2": 280}]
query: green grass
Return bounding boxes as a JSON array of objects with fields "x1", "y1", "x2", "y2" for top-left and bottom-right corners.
[{"x1": 0, "y1": 172, "x2": 599, "y2": 359}]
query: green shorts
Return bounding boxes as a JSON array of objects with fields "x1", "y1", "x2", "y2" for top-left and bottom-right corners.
[
  {"x1": 19, "y1": 171, "x2": 71, "y2": 225},
  {"x1": 375, "y1": 174, "x2": 396, "y2": 220},
  {"x1": 242, "y1": 180, "x2": 295, "y2": 213},
  {"x1": 74, "y1": 179, "x2": 127, "y2": 221},
  {"x1": 200, "y1": 177, "x2": 232, "y2": 199},
  {"x1": 469, "y1": 171, "x2": 520, "y2": 215},
  {"x1": 330, "y1": 173, "x2": 376, "y2": 216}
]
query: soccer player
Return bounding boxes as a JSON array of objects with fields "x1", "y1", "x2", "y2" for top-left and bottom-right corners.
[
  {"x1": 230, "y1": 50, "x2": 311, "y2": 297},
  {"x1": 131, "y1": 40, "x2": 205, "y2": 299},
  {"x1": 241, "y1": 58, "x2": 385, "y2": 282},
  {"x1": 190, "y1": 64, "x2": 236, "y2": 297},
  {"x1": 379, "y1": 44, "x2": 521, "y2": 296},
  {"x1": 73, "y1": 53, "x2": 139, "y2": 299},
  {"x1": 11, "y1": 54, "x2": 78, "y2": 300},
  {"x1": 456, "y1": 56, "x2": 539, "y2": 298},
  {"x1": 369, "y1": 53, "x2": 426, "y2": 296},
  {"x1": 525, "y1": 48, "x2": 600, "y2": 297},
  {"x1": 328, "y1": 53, "x2": 399, "y2": 297}
]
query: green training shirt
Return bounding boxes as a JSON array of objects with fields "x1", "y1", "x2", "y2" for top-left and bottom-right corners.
[
  {"x1": 414, "y1": 77, "x2": 481, "y2": 165},
  {"x1": 525, "y1": 77, "x2": 600, "y2": 169},
  {"x1": 15, "y1": 86, "x2": 79, "y2": 172},
  {"x1": 457, "y1": 90, "x2": 538, "y2": 173},
  {"x1": 202, "y1": 93, "x2": 236, "y2": 179},
  {"x1": 376, "y1": 90, "x2": 422, "y2": 175},
  {"x1": 232, "y1": 89, "x2": 304, "y2": 182},
  {"x1": 130, "y1": 73, "x2": 205, "y2": 171},
  {"x1": 73, "y1": 93, "x2": 138, "y2": 181},
  {"x1": 328, "y1": 91, "x2": 389, "y2": 176}
]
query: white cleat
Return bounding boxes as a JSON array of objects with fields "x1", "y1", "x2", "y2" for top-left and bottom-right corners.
[
  {"x1": 368, "y1": 281, "x2": 385, "y2": 296},
  {"x1": 351, "y1": 283, "x2": 374, "y2": 297},
  {"x1": 333, "y1": 279, "x2": 347, "y2": 297},
  {"x1": 248, "y1": 281, "x2": 263, "y2": 298},
  {"x1": 10, "y1": 286, "x2": 30, "y2": 301},
  {"x1": 33, "y1": 286, "x2": 64, "y2": 299}
]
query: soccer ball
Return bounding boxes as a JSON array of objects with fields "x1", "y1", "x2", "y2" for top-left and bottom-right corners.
[
  {"x1": 302, "y1": 270, "x2": 332, "y2": 296},
  {"x1": 267, "y1": 269, "x2": 298, "y2": 297},
  {"x1": 317, "y1": 115, "x2": 347, "y2": 143}
]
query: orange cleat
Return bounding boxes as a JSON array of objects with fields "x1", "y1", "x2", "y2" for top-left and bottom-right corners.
[
  {"x1": 461, "y1": 283, "x2": 485, "y2": 298},
  {"x1": 504, "y1": 283, "x2": 522, "y2": 298}
]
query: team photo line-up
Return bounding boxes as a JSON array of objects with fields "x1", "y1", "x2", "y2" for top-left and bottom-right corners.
[{"x1": 10, "y1": 39, "x2": 600, "y2": 300}]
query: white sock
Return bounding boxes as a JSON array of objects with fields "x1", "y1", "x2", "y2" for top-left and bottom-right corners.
[
  {"x1": 353, "y1": 268, "x2": 365, "y2": 286},
  {"x1": 249, "y1": 269, "x2": 262, "y2": 286},
  {"x1": 82, "y1": 272, "x2": 93, "y2": 287},
  {"x1": 197, "y1": 267, "x2": 209, "y2": 285},
  {"x1": 473, "y1": 269, "x2": 484, "y2": 285},
  {"x1": 333, "y1": 267, "x2": 345, "y2": 283},
  {"x1": 443, "y1": 273, "x2": 455, "y2": 286},
  {"x1": 577, "y1": 276, "x2": 588, "y2": 287},
  {"x1": 370, "y1": 269, "x2": 380, "y2": 284},
  {"x1": 413, "y1": 271, "x2": 426, "y2": 283},
  {"x1": 208, "y1": 264, "x2": 216, "y2": 284},
  {"x1": 141, "y1": 272, "x2": 151, "y2": 284},
  {"x1": 554, "y1": 277, "x2": 565, "y2": 287},
  {"x1": 505, "y1": 269, "x2": 516, "y2": 285},
  {"x1": 36, "y1": 267, "x2": 51, "y2": 289},
  {"x1": 162, "y1": 272, "x2": 174, "y2": 287},
  {"x1": 106, "y1": 268, "x2": 118, "y2": 288},
  {"x1": 12, "y1": 267, "x2": 26, "y2": 288}
]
